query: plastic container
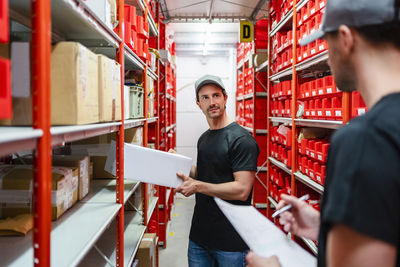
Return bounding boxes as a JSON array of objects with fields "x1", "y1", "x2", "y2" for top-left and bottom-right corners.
[
  {"x1": 0, "y1": 58, "x2": 11, "y2": 119},
  {"x1": 129, "y1": 86, "x2": 144, "y2": 118},
  {"x1": 0, "y1": 0, "x2": 9, "y2": 43}
]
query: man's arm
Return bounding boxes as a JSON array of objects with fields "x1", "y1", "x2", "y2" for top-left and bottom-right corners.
[
  {"x1": 189, "y1": 165, "x2": 197, "y2": 179},
  {"x1": 327, "y1": 224, "x2": 396, "y2": 267},
  {"x1": 175, "y1": 170, "x2": 254, "y2": 201}
]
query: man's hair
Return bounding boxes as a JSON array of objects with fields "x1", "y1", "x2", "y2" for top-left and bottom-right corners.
[
  {"x1": 356, "y1": 22, "x2": 400, "y2": 50},
  {"x1": 196, "y1": 84, "x2": 227, "y2": 102}
]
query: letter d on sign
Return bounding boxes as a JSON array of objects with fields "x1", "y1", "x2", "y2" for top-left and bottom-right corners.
[{"x1": 240, "y1": 21, "x2": 253, "y2": 42}]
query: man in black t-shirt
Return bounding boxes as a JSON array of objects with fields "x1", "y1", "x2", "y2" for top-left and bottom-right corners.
[
  {"x1": 174, "y1": 74, "x2": 260, "y2": 267},
  {"x1": 246, "y1": 0, "x2": 400, "y2": 267}
]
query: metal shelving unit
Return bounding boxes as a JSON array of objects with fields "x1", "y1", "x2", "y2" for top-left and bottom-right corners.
[
  {"x1": 255, "y1": 60, "x2": 269, "y2": 72},
  {"x1": 147, "y1": 117, "x2": 159, "y2": 124},
  {"x1": 270, "y1": 11, "x2": 293, "y2": 37},
  {"x1": 269, "y1": 117, "x2": 293, "y2": 125},
  {"x1": 270, "y1": 67, "x2": 293, "y2": 82},
  {"x1": 300, "y1": 237, "x2": 318, "y2": 255},
  {"x1": 0, "y1": 202, "x2": 121, "y2": 267},
  {"x1": 269, "y1": 157, "x2": 292, "y2": 175},
  {"x1": 296, "y1": 51, "x2": 329, "y2": 71},
  {"x1": 256, "y1": 92, "x2": 268, "y2": 98},
  {"x1": 294, "y1": 171, "x2": 324, "y2": 194},
  {"x1": 0, "y1": 127, "x2": 42, "y2": 157},
  {"x1": 147, "y1": 197, "x2": 159, "y2": 224},
  {"x1": 255, "y1": 203, "x2": 268, "y2": 209},
  {"x1": 3, "y1": 0, "x2": 163, "y2": 266},
  {"x1": 50, "y1": 122, "x2": 121, "y2": 145},
  {"x1": 296, "y1": 0, "x2": 310, "y2": 10},
  {"x1": 125, "y1": 118, "x2": 147, "y2": 129},
  {"x1": 268, "y1": 196, "x2": 278, "y2": 209},
  {"x1": 295, "y1": 118, "x2": 343, "y2": 129}
]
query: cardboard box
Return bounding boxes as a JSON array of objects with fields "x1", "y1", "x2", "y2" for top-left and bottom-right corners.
[
  {"x1": 91, "y1": 156, "x2": 115, "y2": 179},
  {"x1": 136, "y1": 233, "x2": 157, "y2": 267},
  {"x1": 0, "y1": 165, "x2": 78, "y2": 220},
  {"x1": 83, "y1": 0, "x2": 116, "y2": 29},
  {"x1": 51, "y1": 42, "x2": 99, "y2": 125},
  {"x1": 98, "y1": 55, "x2": 121, "y2": 122},
  {"x1": 13, "y1": 155, "x2": 90, "y2": 200}
]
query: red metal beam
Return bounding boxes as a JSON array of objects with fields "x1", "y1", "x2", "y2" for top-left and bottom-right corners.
[
  {"x1": 116, "y1": 0, "x2": 125, "y2": 266},
  {"x1": 31, "y1": 0, "x2": 52, "y2": 266}
]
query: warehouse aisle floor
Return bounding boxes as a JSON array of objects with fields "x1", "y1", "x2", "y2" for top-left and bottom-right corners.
[{"x1": 159, "y1": 194, "x2": 195, "y2": 267}]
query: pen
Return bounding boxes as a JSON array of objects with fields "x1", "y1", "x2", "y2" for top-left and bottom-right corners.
[{"x1": 271, "y1": 194, "x2": 310, "y2": 218}]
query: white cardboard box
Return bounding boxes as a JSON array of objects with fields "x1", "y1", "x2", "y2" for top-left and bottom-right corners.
[{"x1": 105, "y1": 141, "x2": 192, "y2": 188}]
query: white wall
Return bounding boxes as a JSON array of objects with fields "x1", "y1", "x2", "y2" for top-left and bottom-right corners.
[{"x1": 176, "y1": 49, "x2": 237, "y2": 164}]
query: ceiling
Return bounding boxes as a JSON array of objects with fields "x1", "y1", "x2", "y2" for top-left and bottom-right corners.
[
  {"x1": 160, "y1": 0, "x2": 269, "y2": 23},
  {"x1": 162, "y1": 0, "x2": 269, "y2": 57}
]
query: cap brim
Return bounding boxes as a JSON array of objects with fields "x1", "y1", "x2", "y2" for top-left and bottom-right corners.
[
  {"x1": 196, "y1": 80, "x2": 225, "y2": 92},
  {"x1": 299, "y1": 29, "x2": 325, "y2": 46}
]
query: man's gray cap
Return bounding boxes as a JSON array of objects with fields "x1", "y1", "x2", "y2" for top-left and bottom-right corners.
[
  {"x1": 300, "y1": 0, "x2": 400, "y2": 46},
  {"x1": 195, "y1": 74, "x2": 226, "y2": 95}
]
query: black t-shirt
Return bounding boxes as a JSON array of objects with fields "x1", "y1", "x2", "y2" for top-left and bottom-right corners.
[
  {"x1": 318, "y1": 93, "x2": 400, "y2": 266},
  {"x1": 189, "y1": 122, "x2": 260, "y2": 252}
]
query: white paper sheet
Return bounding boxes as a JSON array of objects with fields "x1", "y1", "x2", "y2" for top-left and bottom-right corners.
[
  {"x1": 105, "y1": 141, "x2": 192, "y2": 188},
  {"x1": 214, "y1": 197, "x2": 317, "y2": 267}
]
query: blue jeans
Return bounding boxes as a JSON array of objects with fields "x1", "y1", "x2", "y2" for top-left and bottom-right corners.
[{"x1": 188, "y1": 240, "x2": 247, "y2": 267}]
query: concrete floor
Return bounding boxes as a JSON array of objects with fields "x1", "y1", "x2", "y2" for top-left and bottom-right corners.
[{"x1": 159, "y1": 194, "x2": 195, "y2": 267}]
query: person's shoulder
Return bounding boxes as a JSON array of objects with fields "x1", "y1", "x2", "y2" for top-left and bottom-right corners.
[
  {"x1": 228, "y1": 122, "x2": 254, "y2": 138},
  {"x1": 197, "y1": 129, "x2": 211, "y2": 144},
  {"x1": 329, "y1": 116, "x2": 369, "y2": 153}
]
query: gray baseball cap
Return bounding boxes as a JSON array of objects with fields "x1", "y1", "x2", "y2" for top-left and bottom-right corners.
[
  {"x1": 300, "y1": 0, "x2": 400, "y2": 46},
  {"x1": 195, "y1": 74, "x2": 226, "y2": 96}
]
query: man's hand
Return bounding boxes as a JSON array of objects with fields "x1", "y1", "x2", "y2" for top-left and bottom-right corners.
[
  {"x1": 277, "y1": 194, "x2": 320, "y2": 241},
  {"x1": 175, "y1": 173, "x2": 199, "y2": 197},
  {"x1": 168, "y1": 149, "x2": 176, "y2": 154},
  {"x1": 246, "y1": 252, "x2": 281, "y2": 267}
]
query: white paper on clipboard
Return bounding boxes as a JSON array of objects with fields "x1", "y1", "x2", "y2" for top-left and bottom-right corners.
[
  {"x1": 105, "y1": 141, "x2": 192, "y2": 188},
  {"x1": 214, "y1": 197, "x2": 317, "y2": 267}
]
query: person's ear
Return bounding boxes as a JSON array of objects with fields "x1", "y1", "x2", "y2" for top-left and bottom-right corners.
[
  {"x1": 196, "y1": 101, "x2": 200, "y2": 108},
  {"x1": 337, "y1": 25, "x2": 355, "y2": 57}
]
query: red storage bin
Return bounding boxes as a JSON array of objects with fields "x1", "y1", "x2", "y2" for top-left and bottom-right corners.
[
  {"x1": 304, "y1": 100, "x2": 310, "y2": 118},
  {"x1": 324, "y1": 76, "x2": 335, "y2": 94},
  {"x1": 124, "y1": 21, "x2": 133, "y2": 49},
  {"x1": 308, "y1": 0, "x2": 317, "y2": 16},
  {"x1": 136, "y1": 37, "x2": 143, "y2": 57},
  {"x1": 308, "y1": 140, "x2": 316, "y2": 159},
  {"x1": 352, "y1": 91, "x2": 367, "y2": 117},
  {"x1": 309, "y1": 99, "x2": 316, "y2": 119},
  {"x1": 322, "y1": 97, "x2": 333, "y2": 119},
  {"x1": 141, "y1": 42, "x2": 149, "y2": 61},
  {"x1": 131, "y1": 30, "x2": 137, "y2": 52},
  {"x1": 315, "y1": 98, "x2": 323, "y2": 119},
  {"x1": 124, "y1": 4, "x2": 137, "y2": 30},
  {"x1": 284, "y1": 99, "x2": 290, "y2": 117},
  {"x1": 136, "y1": 15, "x2": 146, "y2": 38},
  {"x1": 144, "y1": 22, "x2": 150, "y2": 39},
  {"x1": 308, "y1": 159, "x2": 315, "y2": 180},
  {"x1": 317, "y1": 78, "x2": 325, "y2": 96},
  {"x1": 0, "y1": 57, "x2": 11, "y2": 119},
  {"x1": 316, "y1": 142, "x2": 329, "y2": 163},
  {"x1": 332, "y1": 96, "x2": 342, "y2": 120},
  {"x1": 316, "y1": 165, "x2": 326, "y2": 185},
  {"x1": 318, "y1": 0, "x2": 326, "y2": 10},
  {"x1": 303, "y1": 157, "x2": 309, "y2": 175},
  {"x1": 302, "y1": 6, "x2": 309, "y2": 22},
  {"x1": 310, "y1": 80, "x2": 317, "y2": 97},
  {"x1": 309, "y1": 41, "x2": 317, "y2": 57},
  {"x1": 0, "y1": 0, "x2": 9, "y2": 43},
  {"x1": 300, "y1": 138, "x2": 308, "y2": 154}
]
